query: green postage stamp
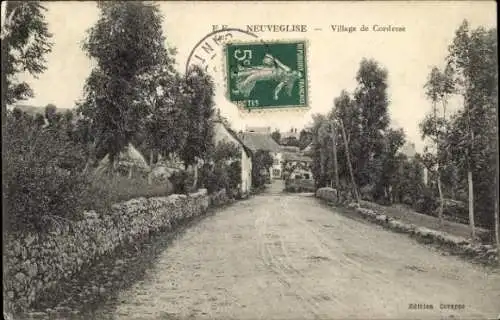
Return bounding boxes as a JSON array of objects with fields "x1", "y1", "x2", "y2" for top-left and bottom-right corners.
[{"x1": 225, "y1": 40, "x2": 308, "y2": 110}]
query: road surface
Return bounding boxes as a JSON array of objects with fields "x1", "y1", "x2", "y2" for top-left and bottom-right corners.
[{"x1": 97, "y1": 184, "x2": 500, "y2": 319}]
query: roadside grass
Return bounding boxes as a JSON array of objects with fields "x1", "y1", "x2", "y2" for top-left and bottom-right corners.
[
  {"x1": 359, "y1": 200, "x2": 492, "y2": 243},
  {"x1": 317, "y1": 197, "x2": 499, "y2": 267}
]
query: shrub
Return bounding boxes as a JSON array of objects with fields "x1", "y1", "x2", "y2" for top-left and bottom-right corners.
[
  {"x1": 412, "y1": 187, "x2": 438, "y2": 216},
  {"x1": 199, "y1": 160, "x2": 241, "y2": 197},
  {"x1": 3, "y1": 111, "x2": 176, "y2": 233},
  {"x1": 285, "y1": 178, "x2": 315, "y2": 193},
  {"x1": 252, "y1": 150, "x2": 273, "y2": 189},
  {"x1": 227, "y1": 161, "x2": 241, "y2": 190},
  {"x1": 441, "y1": 199, "x2": 469, "y2": 224},
  {"x1": 169, "y1": 170, "x2": 195, "y2": 195},
  {"x1": 3, "y1": 112, "x2": 98, "y2": 233}
]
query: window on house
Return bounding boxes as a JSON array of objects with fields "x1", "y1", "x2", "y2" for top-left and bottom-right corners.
[{"x1": 303, "y1": 174, "x2": 310, "y2": 180}]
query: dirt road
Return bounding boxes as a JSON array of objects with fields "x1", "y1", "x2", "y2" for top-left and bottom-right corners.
[{"x1": 97, "y1": 188, "x2": 500, "y2": 319}]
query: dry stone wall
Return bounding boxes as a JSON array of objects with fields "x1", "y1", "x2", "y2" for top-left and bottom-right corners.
[{"x1": 3, "y1": 189, "x2": 210, "y2": 313}]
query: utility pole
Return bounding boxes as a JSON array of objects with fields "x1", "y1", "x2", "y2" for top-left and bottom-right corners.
[{"x1": 339, "y1": 118, "x2": 360, "y2": 203}]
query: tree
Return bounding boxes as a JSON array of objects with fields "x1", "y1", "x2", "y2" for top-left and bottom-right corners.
[
  {"x1": 252, "y1": 150, "x2": 273, "y2": 188},
  {"x1": 298, "y1": 129, "x2": 313, "y2": 150},
  {"x1": 199, "y1": 141, "x2": 240, "y2": 194},
  {"x1": 211, "y1": 141, "x2": 240, "y2": 164},
  {"x1": 422, "y1": 66, "x2": 454, "y2": 226},
  {"x1": 79, "y1": 1, "x2": 171, "y2": 171},
  {"x1": 271, "y1": 129, "x2": 281, "y2": 144},
  {"x1": 373, "y1": 128, "x2": 406, "y2": 203},
  {"x1": 44, "y1": 103, "x2": 58, "y2": 126},
  {"x1": 353, "y1": 59, "x2": 390, "y2": 187},
  {"x1": 332, "y1": 90, "x2": 361, "y2": 188},
  {"x1": 140, "y1": 72, "x2": 187, "y2": 166},
  {"x1": 1, "y1": 1, "x2": 53, "y2": 110},
  {"x1": 310, "y1": 113, "x2": 329, "y2": 188},
  {"x1": 447, "y1": 20, "x2": 497, "y2": 240},
  {"x1": 179, "y1": 65, "x2": 216, "y2": 189}
]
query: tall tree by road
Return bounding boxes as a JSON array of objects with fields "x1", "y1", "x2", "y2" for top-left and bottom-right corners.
[
  {"x1": 446, "y1": 20, "x2": 497, "y2": 240},
  {"x1": 332, "y1": 90, "x2": 361, "y2": 186},
  {"x1": 79, "y1": 1, "x2": 171, "y2": 168},
  {"x1": 353, "y1": 59, "x2": 390, "y2": 187},
  {"x1": 1, "y1": 1, "x2": 53, "y2": 122},
  {"x1": 421, "y1": 66, "x2": 454, "y2": 226},
  {"x1": 138, "y1": 70, "x2": 187, "y2": 166},
  {"x1": 310, "y1": 113, "x2": 329, "y2": 189},
  {"x1": 372, "y1": 128, "x2": 406, "y2": 203},
  {"x1": 179, "y1": 65, "x2": 216, "y2": 189}
]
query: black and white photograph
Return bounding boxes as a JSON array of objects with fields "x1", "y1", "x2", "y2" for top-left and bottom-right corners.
[{"x1": 2, "y1": 1, "x2": 499, "y2": 319}]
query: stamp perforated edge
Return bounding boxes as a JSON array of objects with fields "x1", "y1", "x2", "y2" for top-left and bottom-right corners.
[{"x1": 220, "y1": 38, "x2": 311, "y2": 115}]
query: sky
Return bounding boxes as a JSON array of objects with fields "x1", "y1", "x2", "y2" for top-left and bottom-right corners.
[{"x1": 16, "y1": 1, "x2": 497, "y2": 153}]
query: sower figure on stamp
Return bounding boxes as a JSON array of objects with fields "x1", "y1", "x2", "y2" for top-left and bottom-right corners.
[{"x1": 233, "y1": 53, "x2": 302, "y2": 100}]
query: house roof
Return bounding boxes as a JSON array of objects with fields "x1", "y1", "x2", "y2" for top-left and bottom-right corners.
[
  {"x1": 213, "y1": 120, "x2": 253, "y2": 157},
  {"x1": 239, "y1": 132, "x2": 282, "y2": 153},
  {"x1": 281, "y1": 131, "x2": 300, "y2": 140},
  {"x1": 96, "y1": 143, "x2": 150, "y2": 174},
  {"x1": 282, "y1": 152, "x2": 313, "y2": 163},
  {"x1": 302, "y1": 141, "x2": 314, "y2": 151}
]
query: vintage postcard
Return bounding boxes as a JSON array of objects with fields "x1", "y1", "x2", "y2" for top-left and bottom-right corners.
[{"x1": 2, "y1": 1, "x2": 499, "y2": 320}]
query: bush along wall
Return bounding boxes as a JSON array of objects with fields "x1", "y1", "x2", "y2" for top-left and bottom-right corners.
[
  {"x1": 316, "y1": 187, "x2": 499, "y2": 267},
  {"x1": 3, "y1": 189, "x2": 210, "y2": 314},
  {"x1": 209, "y1": 188, "x2": 235, "y2": 207}
]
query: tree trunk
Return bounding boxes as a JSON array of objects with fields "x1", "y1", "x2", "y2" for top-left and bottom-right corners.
[
  {"x1": 148, "y1": 149, "x2": 154, "y2": 185},
  {"x1": 331, "y1": 123, "x2": 340, "y2": 197},
  {"x1": 192, "y1": 161, "x2": 198, "y2": 191},
  {"x1": 467, "y1": 170, "x2": 475, "y2": 240},
  {"x1": 495, "y1": 118, "x2": 500, "y2": 263},
  {"x1": 437, "y1": 174, "x2": 444, "y2": 227},
  {"x1": 339, "y1": 119, "x2": 359, "y2": 203},
  {"x1": 319, "y1": 143, "x2": 326, "y2": 186},
  {"x1": 1, "y1": 1, "x2": 10, "y2": 235},
  {"x1": 495, "y1": 191, "x2": 500, "y2": 264},
  {"x1": 1, "y1": 1, "x2": 13, "y2": 127}
]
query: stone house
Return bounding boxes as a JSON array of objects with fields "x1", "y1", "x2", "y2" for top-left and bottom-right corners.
[
  {"x1": 213, "y1": 121, "x2": 253, "y2": 194},
  {"x1": 239, "y1": 130, "x2": 283, "y2": 180}
]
